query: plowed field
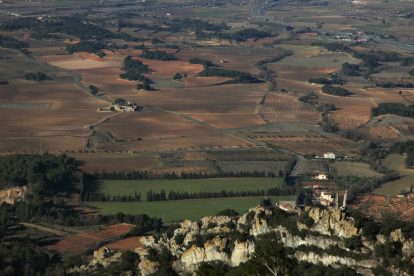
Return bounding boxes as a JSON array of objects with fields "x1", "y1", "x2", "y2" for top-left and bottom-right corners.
[
  {"x1": 105, "y1": 236, "x2": 144, "y2": 252},
  {"x1": 262, "y1": 93, "x2": 321, "y2": 123},
  {"x1": 46, "y1": 224, "x2": 134, "y2": 255},
  {"x1": 188, "y1": 113, "x2": 265, "y2": 129},
  {"x1": 369, "y1": 126, "x2": 399, "y2": 139},
  {"x1": 328, "y1": 109, "x2": 371, "y2": 129},
  {"x1": 354, "y1": 89, "x2": 410, "y2": 105},
  {"x1": 38, "y1": 51, "x2": 123, "y2": 70}
]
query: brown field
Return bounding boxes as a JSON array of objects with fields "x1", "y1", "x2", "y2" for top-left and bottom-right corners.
[
  {"x1": 105, "y1": 236, "x2": 144, "y2": 252},
  {"x1": 188, "y1": 113, "x2": 265, "y2": 129},
  {"x1": 94, "y1": 112, "x2": 254, "y2": 151},
  {"x1": 150, "y1": 166, "x2": 211, "y2": 175},
  {"x1": 317, "y1": 95, "x2": 374, "y2": 111},
  {"x1": 117, "y1": 49, "x2": 143, "y2": 56},
  {"x1": 328, "y1": 109, "x2": 371, "y2": 129},
  {"x1": 186, "y1": 83, "x2": 267, "y2": 98},
  {"x1": 74, "y1": 67, "x2": 138, "y2": 98},
  {"x1": 77, "y1": 157, "x2": 158, "y2": 172},
  {"x1": 257, "y1": 137, "x2": 358, "y2": 156},
  {"x1": 262, "y1": 93, "x2": 321, "y2": 123},
  {"x1": 38, "y1": 51, "x2": 123, "y2": 70},
  {"x1": 353, "y1": 88, "x2": 410, "y2": 105},
  {"x1": 368, "y1": 126, "x2": 400, "y2": 139},
  {"x1": 46, "y1": 224, "x2": 135, "y2": 256},
  {"x1": 131, "y1": 57, "x2": 203, "y2": 76},
  {"x1": 350, "y1": 193, "x2": 414, "y2": 221},
  {"x1": 137, "y1": 88, "x2": 260, "y2": 114},
  {"x1": 184, "y1": 76, "x2": 232, "y2": 87}
]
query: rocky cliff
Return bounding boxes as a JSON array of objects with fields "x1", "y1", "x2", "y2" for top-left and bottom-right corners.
[{"x1": 72, "y1": 205, "x2": 411, "y2": 276}]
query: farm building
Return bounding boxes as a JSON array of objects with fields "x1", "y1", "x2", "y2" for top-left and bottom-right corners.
[
  {"x1": 0, "y1": 186, "x2": 27, "y2": 205},
  {"x1": 324, "y1": 152, "x2": 336, "y2": 159},
  {"x1": 320, "y1": 199, "x2": 332, "y2": 206},
  {"x1": 315, "y1": 174, "x2": 328, "y2": 180},
  {"x1": 320, "y1": 191, "x2": 333, "y2": 201}
]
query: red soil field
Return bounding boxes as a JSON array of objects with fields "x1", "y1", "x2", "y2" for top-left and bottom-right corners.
[
  {"x1": 77, "y1": 157, "x2": 158, "y2": 172},
  {"x1": 141, "y1": 104, "x2": 260, "y2": 114},
  {"x1": 188, "y1": 113, "x2": 265, "y2": 129},
  {"x1": 328, "y1": 109, "x2": 371, "y2": 129},
  {"x1": 105, "y1": 236, "x2": 144, "y2": 252},
  {"x1": 350, "y1": 194, "x2": 414, "y2": 221},
  {"x1": 46, "y1": 224, "x2": 135, "y2": 256},
  {"x1": 262, "y1": 93, "x2": 321, "y2": 123}
]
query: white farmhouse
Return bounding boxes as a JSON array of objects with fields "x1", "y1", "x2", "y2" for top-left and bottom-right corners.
[{"x1": 324, "y1": 152, "x2": 335, "y2": 159}]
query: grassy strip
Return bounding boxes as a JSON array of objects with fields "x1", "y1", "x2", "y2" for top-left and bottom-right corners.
[{"x1": 88, "y1": 195, "x2": 295, "y2": 222}]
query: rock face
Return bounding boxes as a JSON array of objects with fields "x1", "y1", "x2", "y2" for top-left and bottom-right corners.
[
  {"x1": 75, "y1": 206, "x2": 408, "y2": 276},
  {"x1": 306, "y1": 207, "x2": 360, "y2": 238}
]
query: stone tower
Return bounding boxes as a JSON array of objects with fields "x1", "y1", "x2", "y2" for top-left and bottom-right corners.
[
  {"x1": 342, "y1": 190, "x2": 348, "y2": 209},
  {"x1": 335, "y1": 193, "x2": 339, "y2": 208}
]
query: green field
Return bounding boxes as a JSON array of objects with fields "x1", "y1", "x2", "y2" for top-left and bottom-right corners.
[
  {"x1": 330, "y1": 162, "x2": 383, "y2": 178},
  {"x1": 374, "y1": 154, "x2": 414, "y2": 195},
  {"x1": 87, "y1": 178, "x2": 283, "y2": 201},
  {"x1": 194, "y1": 10, "x2": 241, "y2": 17},
  {"x1": 88, "y1": 196, "x2": 295, "y2": 222}
]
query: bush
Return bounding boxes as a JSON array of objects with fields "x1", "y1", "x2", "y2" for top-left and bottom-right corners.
[
  {"x1": 321, "y1": 84, "x2": 349, "y2": 96},
  {"x1": 216, "y1": 209, "x2": 239, "y2": 216}
]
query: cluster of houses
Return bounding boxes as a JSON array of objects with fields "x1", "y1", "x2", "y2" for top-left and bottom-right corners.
[
  {"x1": 98, "y1": 102, "x2": 139, "y2": 112},
  {"x1": 0, "y1": 186, "x2": 27, "y2": 205}
]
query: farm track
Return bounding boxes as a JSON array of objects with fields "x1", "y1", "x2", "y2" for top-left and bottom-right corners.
[
  {"x1": 11, "y1": 50, "x2": 305, "y2": 178},
  {"x1": 85, "y1": 112, "x2": 126, "y2": 149}
]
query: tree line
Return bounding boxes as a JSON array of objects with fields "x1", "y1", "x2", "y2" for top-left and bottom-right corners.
[
  {"x1": 371, "y1": 103, "x2": 414, "y2": 118},
  {"x1": 121, "y1": 56, "x2": 149, "y2": 73},
  {"x1": 321, "y1": 84, "x2": 350, "y2": 96},
  {"x1": 189, "y1": 57, "x2": 214, "y2": 68},
  {"x1": 0, "y1": 34, "x2": 29, "y2": 49},
  {"x1": 140, "y1": 49, "x2": 177, "y2": 61},
  {"x1": 196, "y1": 28, "x2": 271, "y2": 42},
  {"x1": 82, "y1": 192, "x2": 141, "y2": 202},
  {"x1": 85, "y1": 170, "x2": 278, "y2": 181},
  {"x1": 119, "y1": 71, "x2": 150, "y2": 83},
  {"x1": 1, "y1": 16, "x2": 140, "y2": 42},
  {"x1": 196, "y1": 68, "x2": 258, "y2": 83},
  {"x1": 376, "y1": 82, "x2": 414, "y2": 88},
  {"x1": 389, "y1": 140, "x2": 414, "y2": 168},
  {"x1": 23, "y1": 72, "x2": 49, "y2": 81},
  {"x1": 146, "y1": 186, "x2": 298, "y2": 202},
  {"x1": 66, "y1": 41, "x2": 106, "y2": 54}
]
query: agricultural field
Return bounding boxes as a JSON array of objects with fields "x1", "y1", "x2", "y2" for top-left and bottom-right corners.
[
  {"x1": 327, "y1": 109, "x2": 371, "y2": 130},
  {"x1": 76, "y1": 156, "x2": 158, "y2": 173},
  {"x1": 258, "y1": 137, "x2": 358, "y2": 156},
  {"x1": 350, "y1": 193, "x2": 414, "y2": 221},
  {"x1": 329, "y1": 161, "x2": 383, "y2": 178},
  {"x1": 46, "y1": 224, "x2": 134, "y2": 256},
  {"x1": 188, "y1": 113, "x2": 265, "y2": 129},
  {"x1": 88, "y1": 196, "x2": 296, "y2": 222},
  {"x1": 86, "y1": 178, "x2": 283, "y2": 201},
  {"x1": 104, "y1": 236, "x2": 144, "y2": 252},
  {"x1": 215, "y1": 161, "x2": 287, "y2": 174},
  {"x1": 374, "y1": 154, "x2": 414, "y2": 195},
  {"x1": 272, "y1": 53, "x2": 359, "y2": 69},
  {"x1": 262, "y1": 93, "x2": 321, "y2": 124},
  {"x1": 299, "y1": 159, "x2": 328, "y2": 175}
]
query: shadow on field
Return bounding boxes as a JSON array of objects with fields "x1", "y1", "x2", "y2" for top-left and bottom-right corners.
[{"x1": 84, "y1": 177, "x2": 104, "y2": 193}]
